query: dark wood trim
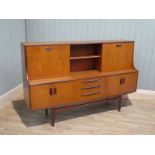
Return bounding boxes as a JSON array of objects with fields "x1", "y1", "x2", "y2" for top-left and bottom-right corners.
[
  {"x1": 49, "y1": 96, "x2": 122, "y2": 126},
  {"x1": 51, "y1": 109, "x2": 56, "y2": 126},
  {"x1": 45, "y1": 109, "x2": 48, "y2": 117},
  {"x1": 117, "y1": 96, "x2": 122, "y2": 112}
]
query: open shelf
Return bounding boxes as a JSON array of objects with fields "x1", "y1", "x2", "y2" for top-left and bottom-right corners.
[
  {"x1": 70, "y1": 55, "x2": 100, "y2": 60},
  {"x1": 70, "y1": 44, "x2": 102, "y2": 72}
]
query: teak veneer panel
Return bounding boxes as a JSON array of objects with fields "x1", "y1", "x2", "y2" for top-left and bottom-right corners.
[
  {"x1": 26, "y1": 45, "x2": 70, "y2": 80},
  {"x1": 106, "y1": 72, "x2": 138, "y2": 97},
  {"x1": 102, "y1": 42, "x2": 134, "y2": 72},
  {"x1": 30, "y1": 81, "x2": 76, "y2": 110}
]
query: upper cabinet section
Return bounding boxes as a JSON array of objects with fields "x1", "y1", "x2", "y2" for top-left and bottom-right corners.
[
  {"x1": 22, "y1": 41, "x2": 136, "y2": 82},
  {"x1": 25, "y1": 45, "x2": 70, "y2": 80},
  {"x1": 101, "y1": 42, "x2": 134, "y2": 72}
]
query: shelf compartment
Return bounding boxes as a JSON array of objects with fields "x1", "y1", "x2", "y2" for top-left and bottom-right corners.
[
  {"x1": 70, "y1": 55, "x2": 100, "y2": 60},
  {"x1": 70, "y1": 44, "x2": 102, "y2": 72}
]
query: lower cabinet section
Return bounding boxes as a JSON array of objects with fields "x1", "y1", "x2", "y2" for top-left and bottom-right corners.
[
  {"x1": 29, "y1": 72, "x2": 138, "y2": 110},
  {"x1": 106, "y1": 72, "x2": 138, "y2": 97},
  {"x1": 30, "y1": 81, "x2": 76, "y2": 110}
]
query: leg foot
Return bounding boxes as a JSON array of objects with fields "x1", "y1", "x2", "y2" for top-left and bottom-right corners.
[
  {"x1": 45, "y1": 109, "x2": 48, "y2": 117},
  {"x1": 106, "y1": 99, "x2": 109, "y2": 105},
  {"x1": 51, "y1": 109, "x2": 56, "y2": 126},
  {"x1": 117, "y1": 96, "x2": 122, "y2": 112}
]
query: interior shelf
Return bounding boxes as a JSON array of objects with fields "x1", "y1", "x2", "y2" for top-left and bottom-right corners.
[
  {"x1": 70, "y1": 44, "x2": 102, "y2": 72},
  {"x1": 70, "y1": 55, "x2": 100, "y2": 60}
]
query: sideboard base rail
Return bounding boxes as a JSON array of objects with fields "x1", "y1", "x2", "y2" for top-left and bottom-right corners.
[{"x1": 45, "y1": 96, "x2": 122, "y2": 127}]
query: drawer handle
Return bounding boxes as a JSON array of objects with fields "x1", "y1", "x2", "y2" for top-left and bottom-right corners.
[
  {"x1": 49, "y1": 88, "x2": 53, "y2": 95},
  {"x1": 44, "y1": 48, "x2": 55, "y2": 51},
  {"x1": 81, "y1": 85, "x2": 100, "y2": 90},
  {"x1": 83, "y1": 79, "x2": 101, "y2": 83},
  {"x1": 120, "y1": 78, "x2": 125, "y2": 85},
  {"x1": 81, "y1": 91, "x2": 100, "y2": 96},
  {"x1": 123, "y1": 78, "x2": 125, "y2": 84},
  {"x1": 120, "y1": 79, "x2": 122, "y2": 85},
  {"x1": 116, "y1": 44, "x2": 122, "y2": 47},
  {"x1": 53, "y1": 88, "x2": 57, "y2": 95}
]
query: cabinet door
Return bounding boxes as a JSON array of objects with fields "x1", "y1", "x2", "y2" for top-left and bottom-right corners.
[
  {"x1": 30, "y1": 81, "x2": 75, "y2": 110},
  {"x1": 106, "y1": 75, "x2": 122, "y2": 97},
  {"x1": 106, "y1": 72, "x2": 138, "y2": 97},
  {"x1": 120, "y1": 72, "x2": 138, "y2": 94},
  {"x1": 102, "y1": 43, "x2": 134, "y2": 72},
  {"x1": 53, "y1": 81, "x2": 76, "y2": 106},
  {"x1": 26, "y1": 45, "x2": 70, "y2": 80}
]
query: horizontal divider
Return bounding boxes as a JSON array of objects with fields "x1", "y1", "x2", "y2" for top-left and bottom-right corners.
[{"x1": 70, "y1": 55, "x2": 100, "y2": 60}]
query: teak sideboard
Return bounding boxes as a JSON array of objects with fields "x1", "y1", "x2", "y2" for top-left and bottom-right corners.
[{"x1": 21, "y1": 40, "x2": 138, "y2": 126}]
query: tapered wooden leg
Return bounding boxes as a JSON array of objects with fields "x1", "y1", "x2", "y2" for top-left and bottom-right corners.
[
  {"x1": 117, "y1": 96, "x2": 122, "y2": 112},
  {"x1": 106, "y1": 99, "x2": 109, "y2": 105},
  {"x1": 45, "y1": 109, "x2": 48, "y2": 117},
  {"x1": 51, "y1": 109, "x2": 56, "y2": 126}
]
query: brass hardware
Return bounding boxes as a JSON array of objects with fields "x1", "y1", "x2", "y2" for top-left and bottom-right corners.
[{"x1": 81, "y1": 91, "x2": 100, "y2": 96}]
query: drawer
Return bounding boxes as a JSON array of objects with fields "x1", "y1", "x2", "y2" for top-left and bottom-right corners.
[{"x1": 76, "y1": 77, "x2": 106, "y2": 102}]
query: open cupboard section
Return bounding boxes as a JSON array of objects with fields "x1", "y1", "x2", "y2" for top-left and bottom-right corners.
[
  {"x1": 70, "y1": 44, "x2": 102, "y2": 72},
  {"x1": 22, "y1": 40, "x2": 138, "y2": 126}
]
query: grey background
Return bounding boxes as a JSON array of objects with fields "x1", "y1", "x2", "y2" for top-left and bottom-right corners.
[
  {"x1": 0, "y1": 19, "x2": 25, "y2": 95},
  {"x1": 0, "y1": 19, "x2": 155, "y2": 96}
]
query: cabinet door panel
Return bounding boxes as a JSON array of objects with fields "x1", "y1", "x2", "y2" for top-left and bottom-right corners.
[
  {"x1": 106, "y1": 72, "x2": 138, "y2": 97},
  {"x1": 30, "y1": 81, "x2": 75, "y2": 110},
  {"x1": 30, "y1": 83, "x2": 55, "y2": 110},
  {"x1": 53, "y1": 81, "x2": 76, "y2": 106},
  {"x1": 120, "y1": 72, "x2": 138, "y2": 94},
  {"x1": 26, "y1": 45, "x2": 70, "y2": 80},
  {"x1": 102, "y1": 43, "x2": 134, "y2": 72},
  {"x1": 106, "y1": 75, "x2": 122, "y2": 96}
]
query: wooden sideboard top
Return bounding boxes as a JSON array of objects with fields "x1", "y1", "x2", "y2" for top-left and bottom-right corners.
[
  {"x1": 29, "y1": 69, "x2": 138, "y2": 86},
  {"x1": 22, "y1": 40, "x2": 134, "y2": 46}
]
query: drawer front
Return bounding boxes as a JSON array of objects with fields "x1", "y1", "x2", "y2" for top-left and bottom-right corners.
[
  {"x1": 76, "y1": 77, "x2": 106, "y2": 102},
  {"x1": 26, "y1": 45, "x2": 70, "y2": 80},
  {"x1": 30, "y1": 81, "x2": 76, "y2": 110}
]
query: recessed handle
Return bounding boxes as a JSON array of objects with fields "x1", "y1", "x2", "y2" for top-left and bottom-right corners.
[
  {"x1": 83, "y1": 79, "x2": 101, "y2": 83},
  {"x1": 123, "y1": 78, "x2": 125, "y2": 84},
  {"x1": 81, "y1": 91, "x2": 100, "y2": 96},
  {"x1": 53, "y1": 88, "x2": 57, "y2": 95},
  {"x1": 116, "y1": 44, "x2": 122, "y2": 47},
  {"x1": 49, "y1": 88, "x2": 53, "y2": 95},
  {"x1": 120, "y1": 78, "x2": 122, "y2": 85},
  {"x1": 81, "y1": 85, "x2": 100, "y2": 90},
  {"x1": 44, "y1": 47, "x2": 55, "y2": 51}
]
